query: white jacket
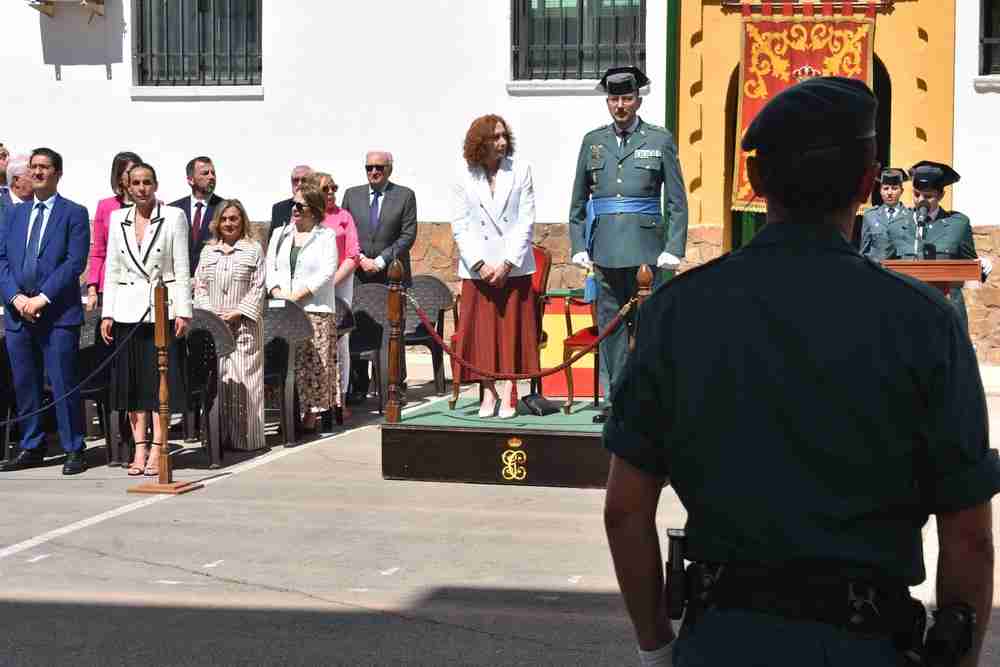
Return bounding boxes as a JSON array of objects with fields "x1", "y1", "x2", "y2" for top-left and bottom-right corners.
[
  {"x1": 451, "y1": 157, "x2": 536, "y2": 280},
  {"x1": 264, "y1": 224, "x2": 338, "y2": 313},
  {"x1": 101, "y1": 203, "x2": 193, "y2": 323}
]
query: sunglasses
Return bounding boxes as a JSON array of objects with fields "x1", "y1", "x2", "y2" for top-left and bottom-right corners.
[
  {"x1": 292, "y1": 202, "x2": 307, "y2": 213},
  {"x1": 365, "y1": 164, "x2": 387, "y2": 173},
  {"x1": 322, "y1": 185, "x2": 338, "y2": 193}
]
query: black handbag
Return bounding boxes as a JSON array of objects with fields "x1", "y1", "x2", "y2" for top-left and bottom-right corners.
[{"x1": 517, "y1": 393, "x2": 560, "y2": 417}]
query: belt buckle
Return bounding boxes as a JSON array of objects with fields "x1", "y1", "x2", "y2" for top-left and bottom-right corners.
[{"x1": 848, "y1": 582, "x2": 881, "y2": 628}]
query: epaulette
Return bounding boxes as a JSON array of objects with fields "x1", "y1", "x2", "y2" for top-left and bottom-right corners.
[
  {"x1": 640, "y1": 122, "x2": 671, "y2": 136},
  {"x1": 584, "y1": 124, "x2": 613, "y2": 139},
  {"x1": 859, "y1": 254, "x2": 956, "y2": 316}
]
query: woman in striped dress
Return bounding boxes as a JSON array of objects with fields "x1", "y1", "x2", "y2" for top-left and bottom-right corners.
[{"x1": 194, "y1": 199, "x2": 267, "y2": 451}]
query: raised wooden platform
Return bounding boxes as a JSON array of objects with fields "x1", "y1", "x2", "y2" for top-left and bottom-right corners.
[{"x1": 381, "y1": 397, "x2": 609, "y2": 488}]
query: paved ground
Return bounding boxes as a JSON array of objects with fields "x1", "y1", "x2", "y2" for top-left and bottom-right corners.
[{"x1": 0, "y1": 357, "x2": 998, "y2": 666}]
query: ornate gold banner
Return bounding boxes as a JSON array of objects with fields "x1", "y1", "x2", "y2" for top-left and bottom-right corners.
[{"x1": 732, "y1": 10, "x2": 875, "y2": 212}]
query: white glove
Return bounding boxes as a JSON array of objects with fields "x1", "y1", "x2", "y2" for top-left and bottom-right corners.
[
  {"x1": 638, "y1": 641, "x2": 674, "y2": 666},
  {"x1": 572, "y1": 251, "x2": 593, "y2": 269},
  {"x1": 656, "y1": 252, "x2": 682, "y2": 269},
  {"x1": 980, "y1": 257, "x2": 993, "y2": 280}
]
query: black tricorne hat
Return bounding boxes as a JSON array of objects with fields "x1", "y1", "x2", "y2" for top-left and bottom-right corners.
[
  {"x1": 741, "y1": 76, "x2": 877, "y2": 155},
  {"x1": 596, "y1": 66, "x2": 650, "y2": 95},
  {"x1": 909, "y1": 161, "x2": 960, "y2": 191},
  {"x1": 877, "y1": 168, "x2": 909, "y2": 186}
]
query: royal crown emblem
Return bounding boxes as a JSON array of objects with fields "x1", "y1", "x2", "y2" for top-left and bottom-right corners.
[{"x1": 792, "y1": 64, "x2": 823, "y2": 82}]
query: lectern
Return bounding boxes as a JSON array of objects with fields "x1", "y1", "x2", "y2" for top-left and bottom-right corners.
[{"x1": 881, "y1": 260, "x2": 981, "y2": 294}]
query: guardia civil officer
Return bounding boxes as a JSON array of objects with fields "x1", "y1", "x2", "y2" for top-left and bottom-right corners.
[
  {"x1": 885, "y1": 161, "x2": 992, "y2": 330},
  {"x1": 568, "y1": 66, "x2": 687, "y2": 420},
  {"x1": 859, "y1": 167, "x2": 910, "y2": 260},
  {"x1": 604, "y1": 77, "x2": 999, "y2": 666}
]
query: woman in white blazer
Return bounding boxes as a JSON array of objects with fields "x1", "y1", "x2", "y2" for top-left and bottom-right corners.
[
  {"x1": 265, "y1": 182, "x2": 340, "y2": 433},
  {"x1": 99, "y1": 163, "x2": 192, "y2": 476},
  {"x1": 451, "y1": 115, "x2": 538, "y2": 419}
]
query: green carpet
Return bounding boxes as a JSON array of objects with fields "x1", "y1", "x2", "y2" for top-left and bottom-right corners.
[{"x1": 396, "y1": 397, "x2": 604, "y2": 433}]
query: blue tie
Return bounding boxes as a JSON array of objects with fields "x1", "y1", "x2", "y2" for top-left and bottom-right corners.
[
  {"x1": 370, "y1": 190, "x2": 382, "y2": 233},
  {"x1": 22, "y1": 203, "x2": 45, "y2": 295}
]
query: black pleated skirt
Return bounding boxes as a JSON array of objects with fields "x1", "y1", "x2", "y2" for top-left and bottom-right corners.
[{"x1": 109, "y1": 322, "x2": 188, "y2": 412}]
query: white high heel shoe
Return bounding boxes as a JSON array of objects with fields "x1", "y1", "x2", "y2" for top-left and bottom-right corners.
[
  {"x1": 479, "y1": 384, "x2": 500, "y2": 418},
  {"x1": 497, "y1": 381, "x2": 518, "y2": 419}
]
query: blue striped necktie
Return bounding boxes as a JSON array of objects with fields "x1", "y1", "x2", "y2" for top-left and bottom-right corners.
[{"x1": 370, "y1": 190, "x2": 382, "y2": 233}]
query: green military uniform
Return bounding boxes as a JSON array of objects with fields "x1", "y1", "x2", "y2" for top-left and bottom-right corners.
[
  {"x1": 568, "y1": 117, "x2": 687, "y2": 397},
  {"x1": 606, "y1": 223, "x2": 1000, "y2": 665},
  {"x1": 860, "y1": 203, "x2": 909, "y2": 260},
  {"x1": 886, "y1": 208, "x2": 977, "y2": 328},
  {"x1": 603, "y1": 78, "x2": 1000, "y2": 666}
]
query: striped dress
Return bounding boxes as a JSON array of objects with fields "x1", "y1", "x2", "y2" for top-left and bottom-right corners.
[{"x1": 194, "y1": 239, "x2": 267, "y2": 451}]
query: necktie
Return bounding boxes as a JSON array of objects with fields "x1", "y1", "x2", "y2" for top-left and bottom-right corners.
[
  {"x1": 0, "y1": 187, "x2": 11, "y2": 209},
  {"x1": 370, "y1": 190, "x2": 382, "y2": 233},
  {"x1": 192, "y1": 202, "x2": 204, "y2": 238},
  {"x1": 23, "y1": 203, "x2": 45, "y2": 296},
  {"x1": 619, "y1": 131, "x2": 629, "y2": 151}
]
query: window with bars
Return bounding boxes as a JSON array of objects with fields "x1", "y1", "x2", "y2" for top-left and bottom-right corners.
[
  {"x1": 511, "y1": 0, "x2": 646, "y2": 80},
  {"x1": 132, "y1": 0, "x2": 262, "y2": 86},
  {"x1": 983, "y1": 0, "x2": 1000, "y2": 76}
]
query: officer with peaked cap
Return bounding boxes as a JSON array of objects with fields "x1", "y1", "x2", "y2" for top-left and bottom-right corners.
[
  {"x1": 885, "y1": 160, "x2": 992, "y2": 329},
  {"x1": 859, "y1": 167, "x2": 911, "y2": 260},
  {"x1": 568, "y1": 66, "x2": 687, "y2": 420},
  {"x1": 603, "y1": 77, "x2": 999, "y2": 666}
]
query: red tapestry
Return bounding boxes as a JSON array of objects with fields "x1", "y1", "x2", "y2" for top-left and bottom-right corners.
[{"x1": 732, "y1": 11, "x2": 876, "y2": 212}]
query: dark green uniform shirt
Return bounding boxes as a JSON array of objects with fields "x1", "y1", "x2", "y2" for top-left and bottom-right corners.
[{"x1": 604, "y1": 222, "x2": 1000, "y2": 585}]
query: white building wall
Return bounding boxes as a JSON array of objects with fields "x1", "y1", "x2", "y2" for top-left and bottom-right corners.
[
  {"x1": 954, "y1": 0, "x2": 998, "y2": 227},
  {"x1": 0, "y1": 0, "x2": 666, "y2": 225}
]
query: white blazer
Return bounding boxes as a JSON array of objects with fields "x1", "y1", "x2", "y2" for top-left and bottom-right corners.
[
  {"x1": 101, "y1": 203, "x2": 193, "y2": 323},
  {"x1": 451, "y1": 157, "x2": 536, "y2": 280},
  {"x1": 264, "y1": 224, "x2": 338, "y2": 313}
]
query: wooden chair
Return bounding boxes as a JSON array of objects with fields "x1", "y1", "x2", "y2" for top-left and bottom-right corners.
[
  {"x1": 561, "y1": 297, "x2": 600, "y2": 414},
  {"x1": 449, "y1": 243, "x2": 552, "y2": 409}
]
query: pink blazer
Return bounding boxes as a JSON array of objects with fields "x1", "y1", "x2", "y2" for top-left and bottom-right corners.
[{"x1": 87, "y1": 195, "x2": 124, "y2": 292}]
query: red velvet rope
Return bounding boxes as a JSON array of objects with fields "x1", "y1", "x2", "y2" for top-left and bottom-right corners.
[{"x1": 405, "y1": 294, "x2": 635, "y2": 381}]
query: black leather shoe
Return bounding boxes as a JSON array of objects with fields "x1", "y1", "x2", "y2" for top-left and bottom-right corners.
[
  {"x1": 62, "y1": 450, "x2": 88, "y2": 476},
  {"x1": 592, "y1": 407, "x2": 610, "y2": 424},
  {"x1": 346, "y1": 391, "x2": 368, "y2": 406},
  {"x1": 1, "y1": 448, "x2": 46, "y2": 472}
]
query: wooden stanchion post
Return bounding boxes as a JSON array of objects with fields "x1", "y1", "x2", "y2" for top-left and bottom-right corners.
[
  {"x1": 629, "y1": 264, "x2": 654, "y2": 352},
  {"x1": 385, "y1": 260, "x2": 404, "y2": 424},
  {"x1": 129, "y1": 278, "x2": 202, "y2": 495}
]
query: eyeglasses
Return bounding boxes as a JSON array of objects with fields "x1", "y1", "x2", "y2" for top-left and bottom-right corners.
[
  {"x1": 321, "y1": 185, "x2": 338, "y2": 193},
  {"x1": 292, "y1": 202, "x2": 307, "y2": 213},
  {"x1": 365, "y1": 164, "x2": 387, "y2": 173}
]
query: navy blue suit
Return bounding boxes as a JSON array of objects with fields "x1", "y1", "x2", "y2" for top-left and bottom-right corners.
[
  {"x1": 168, "y1": 193, "x2": 223, "y2": 273},
  {"x1": 0, "y1": 195, "x2": 90, "y2": 453}
]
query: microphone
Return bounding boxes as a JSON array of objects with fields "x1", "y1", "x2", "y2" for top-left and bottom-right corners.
[
  {"x1": 914, "y1": 200, "x2": 930, "y2": 225},
  {"x1": 913, "y1": 201, "x2": 930, "y2": 257}
]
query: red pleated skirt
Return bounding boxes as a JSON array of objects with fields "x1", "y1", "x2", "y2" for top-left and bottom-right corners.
[{"x1": 455, "y1": 275, "x2": 540, "y2": 382}]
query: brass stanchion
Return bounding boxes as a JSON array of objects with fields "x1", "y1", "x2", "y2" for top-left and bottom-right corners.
[
  {"x1": 129, "y1": 278, "x2": 202, "y2": 495},
  {"x1": 628, "y1": 264, "x2": 654, "y2": 352},
  {"x1": 385, "y1": 260, "x2": 404, "y2": 424}
]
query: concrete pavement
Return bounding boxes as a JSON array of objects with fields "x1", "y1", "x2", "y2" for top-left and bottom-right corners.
[{"x1": 0, "y1": 356, "x2": 998, "y2": 665}]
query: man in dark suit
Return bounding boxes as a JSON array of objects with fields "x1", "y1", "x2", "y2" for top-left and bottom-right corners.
[
  {"x1": 0, "y1": 143, "x2": 12, "y2": 219},
  {"x1": 341, "y1": 151, "x2": 418, "y2": 402},
  {"x1": 268, "y1": 164, "x2": 313, "y2": 238},
  {"x1": 168, "y1": 156, "x2": 224, "y2": 272},
  {"x1": 0, "y1": 148, "x2": 90, "y2": 474}
]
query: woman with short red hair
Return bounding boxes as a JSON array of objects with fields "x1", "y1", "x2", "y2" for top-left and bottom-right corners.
[{"x1": 451, "y1": 114, "x2": 538, "y2": 418}]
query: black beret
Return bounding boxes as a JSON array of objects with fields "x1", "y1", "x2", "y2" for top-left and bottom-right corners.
[
  {"x1": 741, "y1": 76, "x2": 877, "y2": 155},
  {"x1": 877, "y1": 168, "x2": 909, "y2": 186},
  {"x1": 910, "y1": 161, "x2": 960, "y2": 191},
  {"x1": 597, "y1": 66, "x2": 650, "y2": 95}
]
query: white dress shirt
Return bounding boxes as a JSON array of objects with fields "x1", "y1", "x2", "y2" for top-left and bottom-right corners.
[{"x1": 25, "y1": 193, "x2": 58, "y2": 250}]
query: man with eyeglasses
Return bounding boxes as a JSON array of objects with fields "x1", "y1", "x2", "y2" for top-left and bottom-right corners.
[
  {"x1": 0, "y1": 144, "x2": 13, "y2": 224},
  {"x1": 1, "y1": 153, "x2": 32, "y2": 230},
  {"x1": 269, "y1": 165, "x2": 314, "y2": 238},
  {"x1": 341, "y1": 151, "x2": 418, "y2": 404}
]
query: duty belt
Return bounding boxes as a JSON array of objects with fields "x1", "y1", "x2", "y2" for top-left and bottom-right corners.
[{"x1": 686, "y1": 562, "x2": 922, "y2": 638}]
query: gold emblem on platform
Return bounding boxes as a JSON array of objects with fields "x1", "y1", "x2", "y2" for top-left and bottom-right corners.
[{"x1": 501, "y1": 438, "x2": 527, "y2": 481}]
